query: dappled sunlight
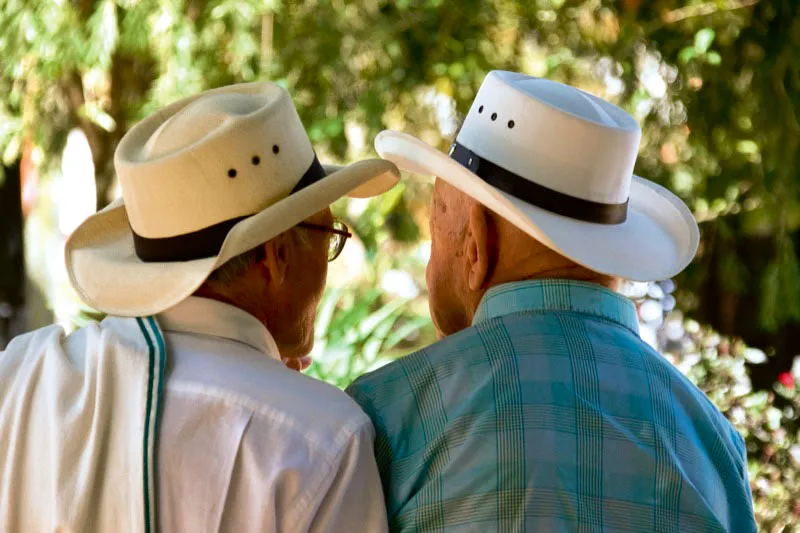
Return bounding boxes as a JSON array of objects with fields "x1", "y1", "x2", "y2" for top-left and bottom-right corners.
[{"x1": 1, "y1": 0, "x2": 798, "y2": 528}]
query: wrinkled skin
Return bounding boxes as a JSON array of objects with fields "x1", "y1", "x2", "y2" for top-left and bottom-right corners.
[
  {"x1": 197, "y1": 209, "x2": 333, "y2": 370},
  {"x1": 426, "y1": 179, "x2": 618, "y2": 338}
]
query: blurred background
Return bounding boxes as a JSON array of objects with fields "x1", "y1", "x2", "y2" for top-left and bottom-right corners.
[{"x1": 0, "y1": 0, "x2": 798, "y2": 529}]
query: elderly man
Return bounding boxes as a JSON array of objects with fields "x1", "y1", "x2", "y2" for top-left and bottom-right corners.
[
  {"x1": 347, "y1": 71, "x2": 756, "y2": 532},
  {"x1": 0, "y1": 82, "x2": 399, "y2": 532}
]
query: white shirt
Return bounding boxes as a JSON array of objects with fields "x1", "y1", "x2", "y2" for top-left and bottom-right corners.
[{"x1": 155, "y1": 297, "x2": 388, "y2": 533}]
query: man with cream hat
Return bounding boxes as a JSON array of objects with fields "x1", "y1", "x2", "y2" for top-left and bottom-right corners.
[
  {"x1": 0, "y1": 82, "x2": 399, "y2": 532},
  {"x1": 347, "y1": 71, "x2": 756, "y2": 532}
]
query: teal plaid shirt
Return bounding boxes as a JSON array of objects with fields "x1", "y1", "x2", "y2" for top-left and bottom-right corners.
[{"x1": 347, "y1": 280, "x2": 756, "y2": 532}]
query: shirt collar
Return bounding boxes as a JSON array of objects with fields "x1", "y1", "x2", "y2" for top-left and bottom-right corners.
[
  {"x1": 157, "y1": 296, "x2": 281, "y2": 361},
  {"x1": 472, "y1": 279, "x2": 640, "y2": 335}
]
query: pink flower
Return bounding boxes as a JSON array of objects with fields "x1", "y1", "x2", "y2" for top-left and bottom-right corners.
[{"x1": 778, "y1": 372, "x2": 795, "y2": 389}]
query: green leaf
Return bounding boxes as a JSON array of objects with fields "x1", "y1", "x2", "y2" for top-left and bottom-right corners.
[
  {"x1": 385, "y1": 316, "x2": 431, "y2": 350},
  {"x1": 671, "y1": 169, "x2": 695, "y2": 195},
  {"x1": 2, "y1": 135, "x2": 20, "y2": 166},
  {"x1": 358, "y1": 298, "x2": 406, "y2": 339},
  {"x1": 364, "y1": 305, "x2": 406, "y2": 361},
  {"x1": 378, "y1": 182, "x2": 406, "y2": 214},
  {"x1": 315, "y1": 287, "x2": 344, "y2": 338},
  {"x1": 706, "y1": 51, "x2": 721, "y2": 65},
  {"x1": 736, "y1": 140, "x2": 759, "y2": 155},
  {"x1": 778, "y1": 241, "x2": 800, "y2": 322},
  {"x1": 717, "y1": 250, "x2": 748, "y2": 294},
  {"x1": 85, "y1": 0, "x2": 119, "y2": 69},
  {"x1": 71, "y1": 306, "x2": 107, "y2": 329},
  {"x1": 81, "y1": 101, "x2": 116, "y2": 132},
  {"x1": 678, "y1": 46, "x2": 697, "y2": 64},
  {"x1": 331, "y1": 289, "x2": 382, "y2": 342},
  {"x1": 447, "y1": 62, "x2": 465, "y2": 79},
  {"x1": 694, "y1": 28, "x2": 715, "y2": 54},
  {"x1": 759, "y1": 239, "x2": 800, "y2": 331}
]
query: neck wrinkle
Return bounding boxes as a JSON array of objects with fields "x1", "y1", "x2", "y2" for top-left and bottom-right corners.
[{"x1": 485, "y1": 266, "x2": 619, "y2": 296}]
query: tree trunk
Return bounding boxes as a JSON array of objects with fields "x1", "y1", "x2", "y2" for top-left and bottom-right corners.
[{"x1": 0, "y1": 161, "x2": 24, "y2": 348}]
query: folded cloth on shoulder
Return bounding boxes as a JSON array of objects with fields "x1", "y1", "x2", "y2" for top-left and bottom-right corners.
[{"x1": 0, "y1": 315, "x2": 166, "y2": 533}]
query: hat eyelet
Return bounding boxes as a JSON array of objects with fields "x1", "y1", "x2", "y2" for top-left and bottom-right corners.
[
  {"x1": 252, "y1": 155, "x2": 261, "y2": 166},
  {"x1": 478, "y1": 105, "x2": 484, "y2": 113},
  {"x1": 508, "y1": 120, "x2": 515, "y2": 129},
  {"x1": 272, "y1": 145, "x2": 280, "y2": 155},
  {"x1": 491, "y1": 113, "x2": 497, "y2": 121},
  {"x1": 228, "y1": 168, "x2": 237, "y2": 178}
]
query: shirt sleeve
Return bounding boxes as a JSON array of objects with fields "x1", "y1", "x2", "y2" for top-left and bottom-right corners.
[{"x1": 298, "y1": 419, "x2": 389, "y2": 533}]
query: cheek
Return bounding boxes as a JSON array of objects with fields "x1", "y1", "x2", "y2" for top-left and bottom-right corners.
[
  {"x1": 426, "y1": 223, "x2": 451, "y2": 291},
  {"x1": 425, "y1": 247, "x2": 452, "y2": 315},
  {"x1": 425, "y1": 257, "x2": 439, "y2": 296},
  {"x1": 425, "y1": 261, "x2": 436, "y2": 305},
  {"x1": 315, "y1": 250, "x2": 328, "y2": 291},
  {"x1": 425, "y1": 262, "x2": 442, "y2": 314},
  {"x1": 306, "y1": 249, "x2": 328, "y2": 307},
  {"x1": 290, "y1": 248, "x2": 327, "y2": 308}
]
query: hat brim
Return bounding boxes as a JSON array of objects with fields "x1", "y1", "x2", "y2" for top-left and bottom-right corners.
[
  {"x1": 65, "y1": 159, "x2": 400, "y2": 317},
  {"x1": 375, "y1": 130, "x2": 698, "y2": 282}
]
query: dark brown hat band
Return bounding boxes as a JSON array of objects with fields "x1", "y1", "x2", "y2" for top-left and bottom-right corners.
[
  {"x1": 450, "y1": 142, "x2": 629, "y2": 225},
  {"x1": 132, "y1": 155, "x2": 327, "y2": 262}
]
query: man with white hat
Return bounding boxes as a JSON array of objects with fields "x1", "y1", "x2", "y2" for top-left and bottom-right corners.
[
  {"x1": 347, "y1": 71, "x2": 756, "y2": 532},
  {"x1": 0, "y1": 82, "x2": 399, "y2": 532}
]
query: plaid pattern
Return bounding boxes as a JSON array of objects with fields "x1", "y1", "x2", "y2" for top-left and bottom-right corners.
[{"x1": 347, "y1": 280, "x2": 756, "y2": 532}]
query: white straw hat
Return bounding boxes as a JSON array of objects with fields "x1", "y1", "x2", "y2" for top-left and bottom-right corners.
[
  {"x1": 375, "y1": 70, "x2": 698, "y2": 281},
  {"x1": 66, "y1": 82, "x2": 399, "y2": 317}
]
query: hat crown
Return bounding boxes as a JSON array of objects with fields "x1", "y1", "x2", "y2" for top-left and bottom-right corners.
[
  {"x1": 143, "y1": 92, "x2": 270, "y2": 159},
  {"x1": 115, "y1": 82, "x2": 314, "y2": 239},
  {"x1": 456, "y1": 71, "x2": 641, "y2": 205},
  {"x1": 515, "y1": 78, "x2": 620, "y2": 128}
]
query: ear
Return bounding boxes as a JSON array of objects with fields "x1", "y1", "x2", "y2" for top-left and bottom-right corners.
[
  {"x1": 466, "y1": 203, "x2": 491, "y2": 291},
  {"x1": 261, "y1": 232, "x2": 290, "y2": 286}
]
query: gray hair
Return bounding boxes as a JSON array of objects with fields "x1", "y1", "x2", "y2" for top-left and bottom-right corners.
[{"x1": 206, "y1": 226, "x2": 312, "y2": 286}]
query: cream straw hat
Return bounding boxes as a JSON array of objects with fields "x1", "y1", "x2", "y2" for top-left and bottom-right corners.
[{"x1": 66, "y1": 82, "x2": 399, "y2": 316}]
